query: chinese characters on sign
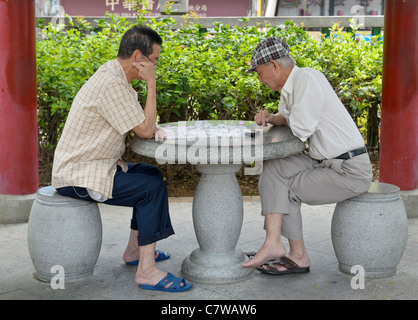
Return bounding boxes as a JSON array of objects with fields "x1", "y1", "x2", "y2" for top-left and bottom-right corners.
[
  {"x1": 106, "y1": 0, "x2": 119, "y2": 11},
  {"x1": 188, "y1": 4, "x2": 207, "y2": 14},
  {"x1": 122, "y1": 1, "x2": 135, "y2": 11},
  {"x1": 104, "y1": 0, "x2": 207, "y2": 17}
]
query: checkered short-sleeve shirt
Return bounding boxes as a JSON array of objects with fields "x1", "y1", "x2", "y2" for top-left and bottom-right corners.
[{"x1": 52, "y1": 59, "x2": 145, "y2": 198}]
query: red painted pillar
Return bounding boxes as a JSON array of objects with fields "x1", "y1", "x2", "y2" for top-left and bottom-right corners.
[
  {"x1": 380, "y1": 1, "x2": 418, "y2": 190},
  {"x1": 0, "y1": 0, "x2": 38, "y2": 196}
]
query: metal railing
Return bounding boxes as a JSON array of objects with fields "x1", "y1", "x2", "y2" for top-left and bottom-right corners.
[{"x1": 38, "y1": 15, "x2": 384, "y2": 36}]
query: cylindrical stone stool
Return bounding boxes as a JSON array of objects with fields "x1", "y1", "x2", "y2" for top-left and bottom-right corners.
[
  {"x1": 28, "y1": 186, "x2": 102, "y2": 282},
  {"x1": 331, "y1": 182, "x2": 408, "y2": 278}
]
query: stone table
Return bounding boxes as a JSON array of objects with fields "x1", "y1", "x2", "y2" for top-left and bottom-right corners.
[{"x1": 130, "y1": 120, "x2": 305, "y2": 283}]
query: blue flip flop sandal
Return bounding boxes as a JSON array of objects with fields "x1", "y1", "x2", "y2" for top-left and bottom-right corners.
[
  {"x1": 155, "y1": 249, "x2": 171, "y2": 262},
  {"x1": 139, "y1": 273, "x2": 193, "y2": 292},
  {"x1": 125, "y1": 249, "x2": 171, "y2": 266}
]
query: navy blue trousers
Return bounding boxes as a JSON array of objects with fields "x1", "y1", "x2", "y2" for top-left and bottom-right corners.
[{"x1": 57, "y1": 163, "x2": 174, "y2": 246}]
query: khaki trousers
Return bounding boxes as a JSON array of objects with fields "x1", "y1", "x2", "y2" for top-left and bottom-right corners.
[{"x1": 259, "y1": 152, "x2": 373, "y2": 240}]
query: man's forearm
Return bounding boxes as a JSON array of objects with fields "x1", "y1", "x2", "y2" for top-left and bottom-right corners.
[
  {"x1": 269, "y1": 113, "x2": 288, "y2": 126},
  {"x1": 143, "y1": 80, "x2": 157, "y2": 127},
  {"x1": 133, "y1": 80, "x2": 157, "y2": 138}
]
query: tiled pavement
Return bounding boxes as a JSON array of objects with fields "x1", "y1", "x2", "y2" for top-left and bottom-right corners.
[{"x1": 1, "y1": 198, "x2": 417, "y2": 301}]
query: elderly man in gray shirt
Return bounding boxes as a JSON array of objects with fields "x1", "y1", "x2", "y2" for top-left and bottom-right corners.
[{"x1": 242, "y1": 37, "x2": 372, "y2": 275}]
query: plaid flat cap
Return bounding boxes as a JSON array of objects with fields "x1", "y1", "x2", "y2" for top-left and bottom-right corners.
[{"x1": 246, "y1": 37, "x2": 290, "y2": 73}]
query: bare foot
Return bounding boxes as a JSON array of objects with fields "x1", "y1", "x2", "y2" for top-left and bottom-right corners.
[
  {"x1": 123, "y1": 249, "x2": 163, "y2": 264},
  {"x1": 123, "y1": 248, "x2": 139, "y2": 264},
  {"x1": 242, "y1": 241, "x2": 286, "y2": 268},
  {"x1": 135, "y1": 267, "x2": 188, "y2": 290},
  {"x1": 135, "y1": 266, "x2": 168, "y2": 287}
]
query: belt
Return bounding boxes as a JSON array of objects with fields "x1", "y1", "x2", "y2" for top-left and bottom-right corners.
[{"x1": 334, "y1": 147, "x2": 367, "y2": 160}]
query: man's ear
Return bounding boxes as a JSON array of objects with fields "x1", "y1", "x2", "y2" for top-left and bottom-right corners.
[
  {"x1": 131, "y1": 49, "x2": 142, "y2": 63},
  {"x1": 270, "y1": 59, "x2": 281, "y2": 71}
]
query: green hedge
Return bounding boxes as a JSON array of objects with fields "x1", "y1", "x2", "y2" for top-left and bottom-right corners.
[{"x1": 36, "y1": 14, "x2": 383, "y2": 181}]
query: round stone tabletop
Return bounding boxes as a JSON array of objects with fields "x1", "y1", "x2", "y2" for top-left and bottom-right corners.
[{"x1": 130, "y1": 120, "x2": 306, "y2": 164}]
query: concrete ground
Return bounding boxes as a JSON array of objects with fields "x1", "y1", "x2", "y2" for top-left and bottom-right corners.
[{"x1": 1, "y1": 198, "x2": 418, "y2": 302}]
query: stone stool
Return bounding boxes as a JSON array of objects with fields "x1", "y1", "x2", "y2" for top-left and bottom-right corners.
[
  {"x1": 331, "y1": 182, "x2": 408, "y2": 278},
  {"x1": 27, "y1": 186, "x2": 102, "y2": 282}
]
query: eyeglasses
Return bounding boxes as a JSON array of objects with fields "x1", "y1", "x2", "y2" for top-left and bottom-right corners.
[{"x1": 145, "y1": 55, "x2": 158, "y2": 67}]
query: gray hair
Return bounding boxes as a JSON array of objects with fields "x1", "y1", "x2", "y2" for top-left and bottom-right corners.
[
  {"x1": 264, "y1": 55, "x2": 295, "y2": 68},
  {"x1": 275, "y1": 55, "x2": 295, "y2": 68}
]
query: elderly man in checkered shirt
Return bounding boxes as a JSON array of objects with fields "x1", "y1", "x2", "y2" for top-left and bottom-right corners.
[
  {"x1": 242, "y1": 37, "x2": 372, "y2": 275},
  {"x1": 52, "y1": 26, "x2": 192, "y2": 292}
]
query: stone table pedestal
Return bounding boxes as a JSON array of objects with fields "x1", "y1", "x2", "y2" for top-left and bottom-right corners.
[{"x1": 181, "y1": 163, "x2": 252, "y2": 283}]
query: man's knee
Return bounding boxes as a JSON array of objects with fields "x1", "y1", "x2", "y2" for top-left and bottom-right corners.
[
  {"x1": 259, "y1": 158, "x2": 289, "y2": 188},
  {"x1": 147, "y1": 176, "x2": 167, "y2": 197},
  {"x1": 129, "y1": 163, "x2": 164, "y2": 180},
  {"x1": 145, "y1": 164, "x2": 164, "y2": 180}
]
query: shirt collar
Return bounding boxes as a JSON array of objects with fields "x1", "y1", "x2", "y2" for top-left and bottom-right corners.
[
  {"x1": 281, "y1": 65, "x2": 299, "y2": 98},
  {"x1": 107, "y1": 59, "x2": 130, "y2": 86}
]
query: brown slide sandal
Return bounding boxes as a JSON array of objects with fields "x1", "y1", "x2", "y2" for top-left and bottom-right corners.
[{"x1": 256, "y1": 256, "x2": 310, "y2": 275}]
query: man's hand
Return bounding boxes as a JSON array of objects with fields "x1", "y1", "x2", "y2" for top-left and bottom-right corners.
[
  {"x1": 154, "y1": 127, "x2": 166, "y2": 141},
  {"x1": 254, "y1": 110, "x2": 288, "y2": 127},
  {"x1": 132, "y1": 60, "x2": 156, "y2": 83},
  {"x1": 255, "y1": 110, "x2": 272, "y2": 126}
]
